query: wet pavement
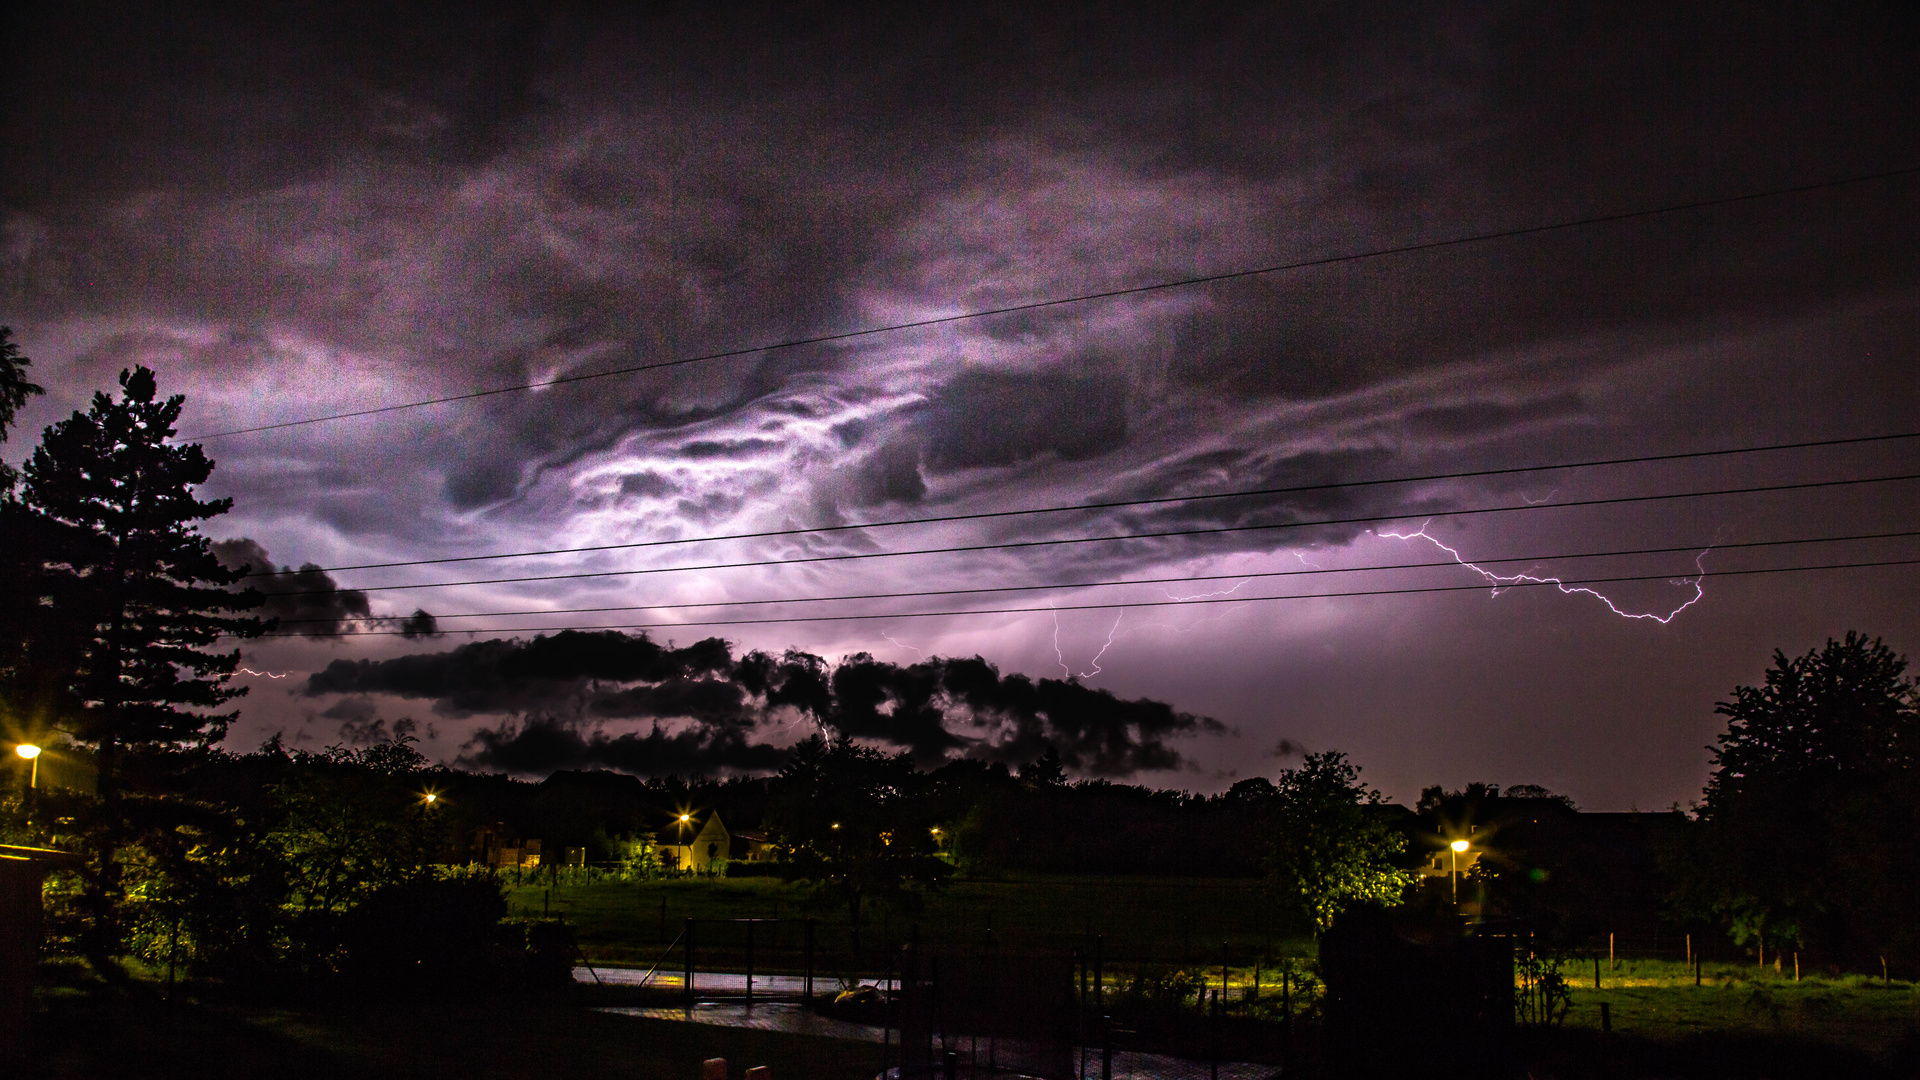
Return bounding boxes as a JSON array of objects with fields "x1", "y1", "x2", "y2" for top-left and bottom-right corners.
[
  {"x1": 583, "y1": 970, "x2": 1281, "y2": 1080},
  {"x1": 574, "y1": 966, "x2": 895, "y2": 994}
]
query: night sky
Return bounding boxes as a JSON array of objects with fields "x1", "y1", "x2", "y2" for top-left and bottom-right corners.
[{"x1": 4, "y1": 3, "x2": 1917, "y2": 808}]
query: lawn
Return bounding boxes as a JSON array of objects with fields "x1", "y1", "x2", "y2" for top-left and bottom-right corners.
[
  {"x1": 1551, "y1": 957, "x2": 1920, "y2": 1064},
  {"x1": 506, "y1": 872, "x2": 1310, "y2": 969}
]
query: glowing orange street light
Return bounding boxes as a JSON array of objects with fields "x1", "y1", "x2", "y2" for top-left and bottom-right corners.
[
  {"x1": 1449, "y1": 839, "x2": 1470, "y2": 903},
  {"x1": 422, "y1": 793, "x2": 438, "y2": 805},
  {"x1": 15, "y1": 743, "x2": 40, "y2": 789}
]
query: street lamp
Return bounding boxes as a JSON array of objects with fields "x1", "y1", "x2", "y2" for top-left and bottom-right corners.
[
  {"x1": 1449, "y1": 839, "x2": 1469, "y2": 903},
  {"x1": 15, "y1": 743, "x2": 40, "y2": 789}
]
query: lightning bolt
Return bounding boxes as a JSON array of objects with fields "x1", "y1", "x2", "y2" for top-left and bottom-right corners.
[
  {"x1": 1050, "y1": 603, "x2": 1125, "y2": 679},
  {"x1": 1375, "y1": 520, "x2": 1709, "y2": 624},
  {"x1": 1521, "y1": 489, "x2": 1560, "y2": 505},
  {"x1": 882, "y1": 633, "x2": 925, "y2": 657},
  {"x1": 236, "y1": 667, "x2": 290, "y2": 679},
  {"x1": 1161, "y1": 578, "x2": 1253, "y2": 602}
]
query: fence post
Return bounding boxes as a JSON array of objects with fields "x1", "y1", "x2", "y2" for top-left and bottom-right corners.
[
  {"x1": 746, "y1": 919, "x2": 755, "y2": 1007},
  {"x1": 1282, "y1": 969, "x2": 1292, "y2": 1067},
  {"x1": 1093, "y1": 935, "x2": 1103, "y2": 1017},
  {"x1": 1101, "y1": 1015, "x2": 1114, "y2": 1080},
  {"x1": 684, "y1": 918, "x2": 695, "y2": 1012},
  {"x1": 804, "y1": 919, "x2": 815, "y2": 1004},
  {"x1": 1209, "y1": 987, "x2": 1219, "y2": 1080},
  {"x1": 1077, "y1": 948, "x2": 1087, "y2": 1080}
]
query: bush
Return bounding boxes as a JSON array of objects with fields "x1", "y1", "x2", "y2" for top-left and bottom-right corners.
[
  {"x1": 724, "y1": 861, "x2": 788, "y2": 878},
  {"x1": 335, "y1": 877, "x2": 509, "y2": 995}
]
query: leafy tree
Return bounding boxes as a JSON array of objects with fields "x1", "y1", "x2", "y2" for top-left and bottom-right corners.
[
  {"x1": 0, "y1": 326, "x2": 53, "y2": 742},
  {"x1": 0, "y1": 326, "x2": 44, "y2": 492},
  {"x1": 1687, "y1": 633, "x2": 1919, "y2": 967},
  {"x1": 1265, "y1": 751, "x2": 1415, "y2": 931},
  {"x1": 18, "y1": 366, "x2": 265, "y2": 961},
  {"x1": 764, "y1": 734, "x2": 951, "y2": 950}
]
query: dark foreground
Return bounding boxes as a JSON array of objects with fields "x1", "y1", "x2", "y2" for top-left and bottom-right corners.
[
  {"x1": 23, "y1": 984, "x2": 876, "y2": 1080},
  {"x1": 20, "y1": 975, "x2": 1920, "y2": 1080}
]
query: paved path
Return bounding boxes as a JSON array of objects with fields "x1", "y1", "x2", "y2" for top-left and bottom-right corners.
[
  {"x1": 574, "y1": 967, "x2": 896, "y2": 993},
  {"x1": 590, "y1": 993, "x2": 1281, "y2": 1080}
]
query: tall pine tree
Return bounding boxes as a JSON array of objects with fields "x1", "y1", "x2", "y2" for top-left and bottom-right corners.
[
  {"x1": 0, "y1": 327, "x2": 52, "y2": 749},
  {"x1": 21, "y1": 366, "x2": 265, "y2": 798}
]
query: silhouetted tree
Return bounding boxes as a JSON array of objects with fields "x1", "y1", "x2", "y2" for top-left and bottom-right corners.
[
  {"x1": 1266, "y1": 751, "x2": 1415, "y2": 931},
  {"x1": 0, "y1": 326, "x2": 56, "y2": 745},
  {"x1": 0, "y1": 326, "x2": 43, "y2": 492},
  {"x1": 765, "y1": 735, "x2": 950, "y2": 955},
  {"x1": 1684, "y1": 633, "x2": 1919, "y2": 968},
  {"x1": 20, "y1": 366, "x2": 265, "y2": 962}
]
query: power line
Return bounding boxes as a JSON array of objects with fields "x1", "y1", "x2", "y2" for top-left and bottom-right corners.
[
  {"x1": 264, "y1": 470, "x2": 1920, "y2": 597},
  {"x1": 248, "y1": 556, "x2": 1920, "y2": 638},
  {"x1": 241, "y1": 429, "x2": 1920, "y2": 579},
  {"x1": 181, "y1": 164, "x2": 1920, "y2": 443},
  {"x1": 260, "y1": 529, "x2": 1920, "y2": 626}
]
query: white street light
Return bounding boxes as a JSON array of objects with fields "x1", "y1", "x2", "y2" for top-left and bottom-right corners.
[{"x1": 15, "y1": 743, "x2": 41, "y2": 789}]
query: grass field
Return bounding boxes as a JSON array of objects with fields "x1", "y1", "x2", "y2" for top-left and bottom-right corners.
[
  {"x1": 506, "y1": 872, "x2": 1311, "y2": 969},
  {"x1": 1552, "y1": 957, "x2": 1920, "y2": 1063}
]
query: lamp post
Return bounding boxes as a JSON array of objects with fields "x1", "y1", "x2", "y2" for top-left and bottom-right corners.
[
  {"x1": 1449, "y1": 839, "x2": 1469, "y2": 904},
  {"x1": 13, "y1": 745, "x2": 39, "y2": 791}
]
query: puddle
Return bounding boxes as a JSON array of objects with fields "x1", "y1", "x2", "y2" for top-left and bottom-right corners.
[{"x1": 588, "y1": 981, "x2": 1281, "y2": 1080}]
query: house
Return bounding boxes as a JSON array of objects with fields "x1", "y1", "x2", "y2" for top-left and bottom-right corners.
[
  {"x1": 472, "y1": 824, "x2": 543, "y2": 870},
  {"x1": 657, "y1": 812, "x2": 732, "y2": 874},
  {"x1": 732, "y1": 828, "x2": 776, "y2": 863}
]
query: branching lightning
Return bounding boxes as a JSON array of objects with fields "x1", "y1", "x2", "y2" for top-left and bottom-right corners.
[
  {"x1": 882, "y1": 632, "x2": 926, "y2": 657},
  {"x1": 1050, "y1": 601, "x2": 1125, "y2": 679},
  {"x1": 236, "y1": 666, "x2": 290, "y2": 679},
  {"x1": 1374, "y1": 520, "x2": 1710, "y2": 623},
  {"x1": 1160, "y1": 578, "x2": 1253, "y2": 602}
]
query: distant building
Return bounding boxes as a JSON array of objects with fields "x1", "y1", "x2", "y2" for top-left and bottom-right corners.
[
  {"x1": 472, "y1": 824, "x2": 543, "y2": 870},
  {"x1": 658, "y1": 812, "x2": 732, "y2": 874},
  {"x1": 732, "y1": 828, "x2": 775, "y2": 863}
]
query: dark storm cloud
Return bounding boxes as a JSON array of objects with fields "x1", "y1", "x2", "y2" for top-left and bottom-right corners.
[
  {"x1": 214, "y1": 538, "x2": 371, "y2": 637},
  {"x1": 462, "y1": 716, "x2": 789, "y2": 777},
  {"x1": 9, "y1": 2, "x2": 1914, "y2": 532},
  {"x1": 617, "y1": 471, "x2": 677, "y2": 498},
  {"x1": 833, "y1": 652, "x2": 1227, "y2": 775},
  {"x1": 304, "y1": 630, "x2": 738, "y2": 716},
  {"x1": 1398, "y1": 392, "x2": 1587, "y2": 441},
  {"x1": 679, "y1": 438, "x2": 780, "y2": 460},
  {"x1": 308, "y1": 630, "x2": 1223, "y2": 777},
  {"x1": 921, "y1": 369, "x2": 1129, "y2": 472}
]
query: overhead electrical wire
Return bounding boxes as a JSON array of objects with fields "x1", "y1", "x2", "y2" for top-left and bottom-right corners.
[
  {"x1": 180, "y1": 164, "x2": 1920, "y2": 443},
  {"x1": 259, "y1": 470, "x2": 1920, "y2": 597},
  {"x1": 239, "y1": 428, "x2": 1920, "y2": 579},
  {"x1": 258, "y1": 528, "x2": 1920, "y2": 627},
  {"x1": 248, "y1": 556, "x2": 1920, "y2": 638}
]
